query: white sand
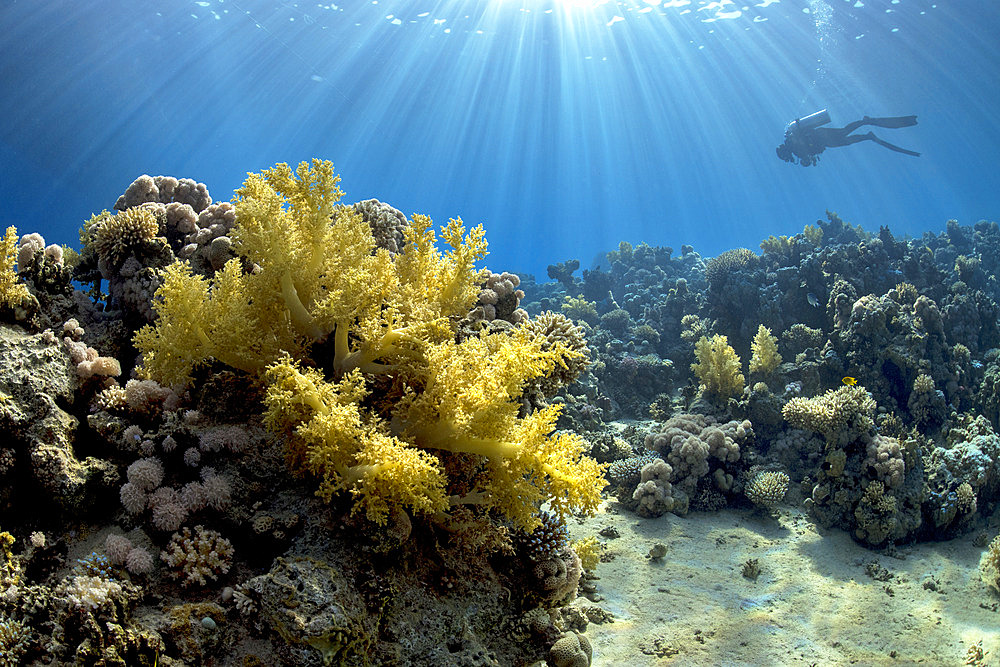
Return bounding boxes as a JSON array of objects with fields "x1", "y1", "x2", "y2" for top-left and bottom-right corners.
[{"x1": 566, "y1": 503, "x2": 999, "y2": 666}]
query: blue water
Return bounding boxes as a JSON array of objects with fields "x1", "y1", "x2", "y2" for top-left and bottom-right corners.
[{"x1": 1, "y1": 0, "x2": 997, "y2": 280}]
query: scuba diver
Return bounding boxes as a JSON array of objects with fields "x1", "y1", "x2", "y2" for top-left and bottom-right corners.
[{"x1": 776, "y1": 110, "x2": 920, "y2": 166}]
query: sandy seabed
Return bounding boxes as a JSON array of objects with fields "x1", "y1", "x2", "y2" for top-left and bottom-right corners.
[{"x1": 565, "y1": 500, "x2": 1000, "y2": 666}]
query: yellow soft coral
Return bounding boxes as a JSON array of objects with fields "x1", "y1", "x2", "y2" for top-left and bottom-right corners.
[
  {"x1": 263, "y1": 327, "x2": 606, "y2": 531},
  {"x1": 134, "y1": 159, "x2": 485, "y2": 386},
  {"x1": 572, "y1": 536, "x2": 601, "y2": 572},
  {"x1": 0, "y1": 226, "x2": 31, "y2": 309},
  {"x1": 263, "y1": 357, "x2": 448, "y2": 524},
  {"x1": 396, "y1": 329, "x2": 606, "y2": 530},
  {"x1": 691, "y1": 334, "x2": 744, "y2": 399},
  {"x1": 749, "y1": 324, "x2": 781, "y2": 375},
  {"x1": 136, "y1": 159, "x2": 606, "y2": 530}
]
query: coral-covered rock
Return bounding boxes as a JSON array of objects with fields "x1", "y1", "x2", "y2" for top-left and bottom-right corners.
[
  {"x1": 240, "y1": 556, "x2": 375, "y2": 666},
  {"x1": 0, "y1": 325, "x2": 116, "y2": 511}
]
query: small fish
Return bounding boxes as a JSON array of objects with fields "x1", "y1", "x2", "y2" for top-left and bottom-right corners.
[
  {"x1": 807, "y1": 293, "x2": 820, "y2": 308},
  {"x1": 842, "y1": 376, "x2": 857, "y2": 386}
]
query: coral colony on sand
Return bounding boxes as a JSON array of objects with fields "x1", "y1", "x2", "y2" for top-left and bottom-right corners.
[{"x1": 1, "y1": 160, "x2": 1000, "y2": 664}]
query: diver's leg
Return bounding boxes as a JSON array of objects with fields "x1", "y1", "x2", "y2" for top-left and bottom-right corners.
[
  {"x1": 864, "y1": 132, "x2": 921, "y2": 156},
  {"x1": 860, "y1": 115, "x2": 918, "y2": 129},
  {"x1": 823, "y1": 130, "x2": 867, "y2": 148}
]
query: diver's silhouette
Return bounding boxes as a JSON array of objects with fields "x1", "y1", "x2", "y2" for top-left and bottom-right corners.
[{"x1": 776, "y1": 110, "x2": 920, "y2": 166}]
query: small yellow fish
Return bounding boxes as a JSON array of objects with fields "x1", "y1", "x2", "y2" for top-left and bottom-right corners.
[{"x1": 842, "y1": 376, "x2": 857, "y2": 386}]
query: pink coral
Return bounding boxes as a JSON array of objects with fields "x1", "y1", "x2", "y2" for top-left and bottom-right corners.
[
  {"x1": 104, "y1": 533, "x2": 133, "y2": 565},
  {"x1": 126, "y1": 457, "x2": 164, "y2": 492},
  {"x1": 149, "y1": 487, "x2": 187, "y2": 531},
  {"x1": 125, "y1": 546, "x2": 154, "y2": 575},
  {"x1": 119, "y1": 482, "x2": 148, "y2": 515}
]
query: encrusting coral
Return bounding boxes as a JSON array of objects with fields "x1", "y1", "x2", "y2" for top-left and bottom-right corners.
[{"x1": 134, "y1": 159, "x2": 607, "y2": 532}]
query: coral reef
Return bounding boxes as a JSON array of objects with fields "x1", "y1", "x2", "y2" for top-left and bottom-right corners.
[
  {"x1": 1, "y1": 160, "x2": 614, "y2": 666},
  {"x1": 6, "y1": 155, "x2": 1000, "y2": 665}
]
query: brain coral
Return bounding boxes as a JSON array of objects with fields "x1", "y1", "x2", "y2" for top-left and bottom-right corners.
[{"x1": 549, "y1": 632, "x2": 592, "y2": 667}]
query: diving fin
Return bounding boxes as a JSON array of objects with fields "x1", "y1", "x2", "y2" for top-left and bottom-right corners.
[
  {"x1": 867, "y1": 132, "x2": 921, "y2": 157},
  {"x1": 864, "y1": 115, "x2": 918, "y2": 129}
]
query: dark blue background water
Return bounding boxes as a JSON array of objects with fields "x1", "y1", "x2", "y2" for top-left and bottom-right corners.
[{"x1": 1, "y1": 0, "x2": 997, "y2": 279}]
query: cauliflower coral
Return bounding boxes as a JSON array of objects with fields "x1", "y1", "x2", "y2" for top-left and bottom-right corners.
[{"x1": 134, "y1": 159, "x2": 607, "y2": 532}]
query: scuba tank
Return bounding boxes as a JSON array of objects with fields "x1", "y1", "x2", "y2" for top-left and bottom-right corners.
[{"x1": 787, "y1": 109, "x2": 831, "y2": 134}]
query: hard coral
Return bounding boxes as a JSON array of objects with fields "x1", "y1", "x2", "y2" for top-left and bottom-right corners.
[
  {"x1": 549, "y1": 632, "x2": 592, "y2": 667},
  {"x1": 745, "y1": 470, "x2": 789, "y2": 507},
  {"x1": 161, "y1": 525, "x2": 234, "y2": 587},
  {"x1": 90, "y1": 205, "x2": 162, "y2": 270},
  {"x1": 522, "y1": 311, "x2": 591, "y2": 399},
  {"x1": 704, "y1": 247, "x2": 758, "y2": 288},
  {"x1": 783, "y1": 385, "x2": 876, "y2": 446}
]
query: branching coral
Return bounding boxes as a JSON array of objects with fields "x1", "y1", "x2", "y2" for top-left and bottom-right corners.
[
  {"x1": 703, "y1": 247, "x2": 758, "y2": 288},
  {"x1": 745, "y1": 470, "x2": 789, "y2": 507},
  {"x1": 561, "y1": 295, "x2": 599, "y2": 325},
  {"x1": 90, "y1": 205, "x2": 162, "y2": 270},
  {"x1": 783, "y1": 385, "x2": 876, "y2": 446},
  {"x1": 521, "y1": 311, "x2": 591, "y2": 399}
]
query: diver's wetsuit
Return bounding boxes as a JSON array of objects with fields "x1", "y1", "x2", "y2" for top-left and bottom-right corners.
[{"x1": 778, "y1": 115, "x2": 919, "y2": 166}]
